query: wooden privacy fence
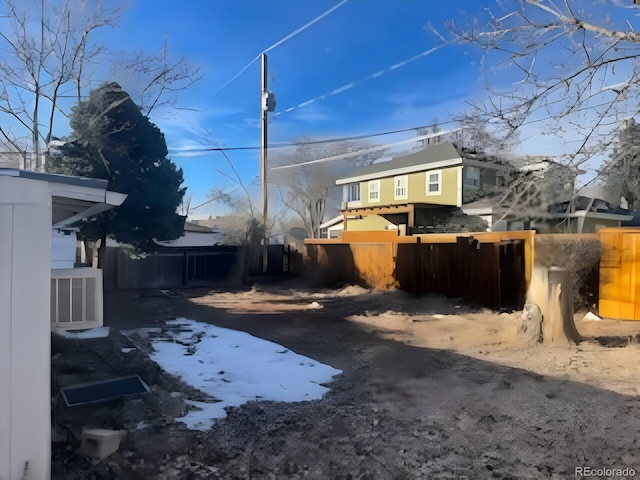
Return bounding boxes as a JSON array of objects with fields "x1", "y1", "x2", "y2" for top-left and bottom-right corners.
[
  {"x1": 104, "y1": 246, "x2": 240, "y2": 290},
  {"x1": 304, "y1": 232, "x2": 530, "y2": 310},
  {"x1": 104, "y1": 244, "x2": 295, "y2": 290}
]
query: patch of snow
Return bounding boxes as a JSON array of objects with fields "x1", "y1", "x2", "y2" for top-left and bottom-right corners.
[
  {"x1": 432, "y1": 314, "x2": 445, "y2": 319},
  {"x1": 307, "y1": 301, "x2": 323, "y2": 309},
  {"x1": 582, "y1": 311, "x2": 602, "y2": 322},
  {"x1": 144, "y1": 318, "x2": 342, "y2": 431},
  {"x1": 181, "y1": 400, "x2": 222, "y2": 431},
  {"x1": 53, "y1": 327, "x2": 110, "y2": 339},
  {"x1": 121, "y1": 347, "x2": 136, "y2": 353},
  {"x1": 335, "y1": 285, "x2": 370, "y2": 296}
]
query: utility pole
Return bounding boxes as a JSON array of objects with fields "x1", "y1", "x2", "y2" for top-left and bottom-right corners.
[{"x1": 260, "y1": 54, "x2": 276, "y2": 273}]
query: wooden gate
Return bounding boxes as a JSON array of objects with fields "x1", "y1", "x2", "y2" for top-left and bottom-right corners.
[{"x1": 599, "y1": 228, "x2": 640, "y2": 320}]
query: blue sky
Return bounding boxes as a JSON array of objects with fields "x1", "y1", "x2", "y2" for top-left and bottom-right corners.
[
  {"x1": 96, "y1": 0, "x2": 496, "y2": 218},
  {"x1": 22, "y1": 0, "x2": 640, "y2": 218}
]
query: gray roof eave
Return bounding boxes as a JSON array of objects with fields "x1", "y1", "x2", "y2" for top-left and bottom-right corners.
[{"x1": 0, "y1": 168, "x2": 108, "y2": 190}]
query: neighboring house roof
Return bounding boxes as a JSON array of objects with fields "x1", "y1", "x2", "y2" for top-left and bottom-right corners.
[
  {"x1": 184, "y1": 221, "x2": 218, "y2": 233},
  {"x1": 336, "y1": 142, "x2": 463, "y2": 185},
  {"x1": 154, "y1": 221, "x2": 224, "y2": 247},
  {"x1": 319, "y1": 215, "x2": 359, "y2": 230},
  {"x1": 154, "y1": 231, "x2": 224, "y2": 248},
  {"x1": 461, "y1": 196, "x2": 508, "y2": 216},
  {"x1": 0, "y1": 168, "x2": 127, "y2": 227},
  {"x1": 319, "y1": 215, "x2": 343, "y2": 230},
  {"x1": 551, "y1": 196, "x2": 618, "y2": 214},
  {"x1": 336, "y1": 142, "x2": 515, "y2": 186},
  {"x1": 547, "y1": 196, "x2": 633, "y2": 223}
]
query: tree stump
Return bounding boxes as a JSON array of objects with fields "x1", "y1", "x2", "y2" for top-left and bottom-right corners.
[{"x1": 542, "y1": 267, "x2": 582, "y2": 345}]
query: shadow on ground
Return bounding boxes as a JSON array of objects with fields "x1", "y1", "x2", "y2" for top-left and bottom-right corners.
[{"x1": 50, "y1": 284, "x2": 640, "y2": 479}]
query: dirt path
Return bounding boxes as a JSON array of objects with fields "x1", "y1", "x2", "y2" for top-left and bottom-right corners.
[{"x1": 53, "y1": 282, "x2": 640, "y2": 479}]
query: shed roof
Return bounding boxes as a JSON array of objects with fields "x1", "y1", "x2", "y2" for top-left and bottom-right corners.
[
  {"x1": 0, "y1": 168, "x2": 108, "y2": 189},
  {"x1": 0, "y1": 168, "x2": 126, "y2": 227}
]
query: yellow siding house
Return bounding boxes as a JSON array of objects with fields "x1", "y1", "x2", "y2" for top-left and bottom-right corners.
[{"x1": 333, "y1": 142, "x2": 508, "y2": 235}]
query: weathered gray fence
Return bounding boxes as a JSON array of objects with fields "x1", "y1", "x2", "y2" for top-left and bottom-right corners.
[{"x1": 103, "y1": 244, "x2": 293, "y2": 290}]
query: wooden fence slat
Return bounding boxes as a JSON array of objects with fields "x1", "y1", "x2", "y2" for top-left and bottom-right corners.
[{"x1": 304, "y1": 237, "x2": 526, "y2": 310}]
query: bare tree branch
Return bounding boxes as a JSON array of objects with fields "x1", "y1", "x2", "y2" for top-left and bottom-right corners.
[
  {"x1": 0, "y1": 0, "x2": 200, "y2": 170},
  {"x1": 447, "y1": 0, "x2": 640, "y2": 180}
]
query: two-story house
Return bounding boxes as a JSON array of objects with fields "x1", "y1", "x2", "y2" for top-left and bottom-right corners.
[{"x1": 321, "y1": 142, "x2": 512, "y2": 237}]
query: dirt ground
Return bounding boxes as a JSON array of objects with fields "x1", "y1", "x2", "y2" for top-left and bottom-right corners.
[{"x1": 51, "y1": 280, "x2": 640, "y2": 479}]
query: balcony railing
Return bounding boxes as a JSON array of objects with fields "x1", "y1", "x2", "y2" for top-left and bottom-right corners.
[{"x1": 51, "y1": 268, "x2": 103, "y2": 330}]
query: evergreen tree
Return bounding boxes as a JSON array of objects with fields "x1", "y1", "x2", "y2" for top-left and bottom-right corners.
[
  {"x1": 47, "y1": 82, "x2": 186, "y2": 254},
  {"x1": 601, "y1": 118, "x2": 640, "y2": 209}
]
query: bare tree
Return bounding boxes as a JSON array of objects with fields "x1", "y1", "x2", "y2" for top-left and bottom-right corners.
[
  {"x1": 600, "y1": 117, "x2": 640, "y2": 208},
  {"x1": 0, "y1": 0, "x2": 115, "y2": 167},
  {"x1": 445, "y1": 0, "x2": 640, "y2": 170},
  {"x1": 0, "y1": 0, "x2": 199, "y2": 169},
  {"x1": 204, "y1": 146, "x2": 268, "y2": 247},
  {"x1": 271, "y1": 137, "x2": 386, "y2": 238},
  {"x1": 110, "y1": 38, "x2": 202, "y2": 117}
]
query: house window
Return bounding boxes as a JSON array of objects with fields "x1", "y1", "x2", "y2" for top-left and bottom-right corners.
[
  {"x1": 394, "y1": 175, "x2": 408, "y2": 200},
  {"x1": 347, "y1": 183, "x2": 360, "y2": 202},
  {"x1": 426, "y1": 170, "x2": 441, "y2": 195},
  {"x1": 368, "y1": 180, "x2": 380, "y2": 203},
  {"x1": 464, "y1": 166, "x2": 480, "y2": 190}
]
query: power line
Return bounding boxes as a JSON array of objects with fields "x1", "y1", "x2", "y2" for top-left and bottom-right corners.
[
  {"x1": 167, "y1": 121, "x2": 457, "y2": 155},
  {"x1": 273, "y1": 43, "x2": 449, "y2": 119},
  {"x1": 215, "y1": 0, "x2": 350, "y2": 94},
  {"x1": 270, "y1": 129, "x2": 461, "y2": 170}
]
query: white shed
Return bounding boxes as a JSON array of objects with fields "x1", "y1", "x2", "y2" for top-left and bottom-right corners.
[{"x1": 0, "y1": 169, "x2": 126, "y2": 480}]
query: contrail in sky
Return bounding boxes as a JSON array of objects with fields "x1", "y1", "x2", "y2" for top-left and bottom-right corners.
[
  {"x1": 262, "y1": 0, "x2": 349, "y2": 55},
  {"x1": 215, "y1": 0, "x2": 350, "y2": 94},
  {"x1": 273, "y1": 44, "x2": 449, "y2": 118}
]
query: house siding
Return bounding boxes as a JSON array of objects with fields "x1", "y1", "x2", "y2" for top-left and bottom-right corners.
[
  {"x1": 347, "y1": 214, "x2": 394, "y2": 231},
  {"x1": 360, "y1": 166, "x2": 461, "y2": 208},
  {"x1": 582, "y1": 217, "x2": 621, "y2": 233}
]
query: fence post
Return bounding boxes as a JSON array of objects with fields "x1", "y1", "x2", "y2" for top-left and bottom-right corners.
[
  {"x1": 416, "y1": 237, "x2": 422, "y2": 294},
  {"x1": 182, "y1": 249, "x2": 188, "y2": 286}
]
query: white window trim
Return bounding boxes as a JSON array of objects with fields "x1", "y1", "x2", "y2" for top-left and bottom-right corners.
[
  {"x1": 347, "y1": 183, "x2": 360, "y2": 202},
  {"x1": 394, "y1": 175, "x2": 408, "y2": 200},
  {"x1": 368, "y1": 180, "x2": 380, "y2": 203},
  {"x1": 426, "y1": 169, "x2": 442, "y2": 196}
]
